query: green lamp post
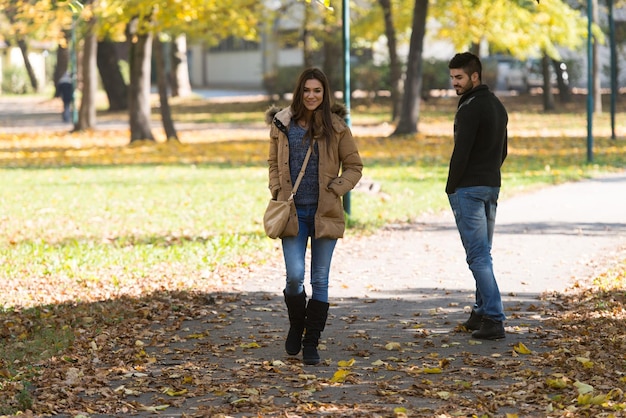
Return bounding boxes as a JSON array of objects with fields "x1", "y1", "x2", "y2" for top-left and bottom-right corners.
[{"x1": 68, "y1": 0, "x2": 83, "y2": 126}]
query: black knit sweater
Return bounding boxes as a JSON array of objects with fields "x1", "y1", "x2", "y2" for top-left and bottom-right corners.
[{"x1": 445, "y1": 84, "x2": 508, "y2": 195}]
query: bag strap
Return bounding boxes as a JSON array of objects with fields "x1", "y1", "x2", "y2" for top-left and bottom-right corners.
[{"x1": 289, "y1": 144, "x2": 313, "y2": 200}]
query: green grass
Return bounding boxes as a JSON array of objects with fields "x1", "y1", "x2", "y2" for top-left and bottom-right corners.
[
  {"x1": 2, "y1": 137, "x2": 622, "y2": 304},
  {"x1": 0, "y1": 166, "x2": 273, "y2": 306}
]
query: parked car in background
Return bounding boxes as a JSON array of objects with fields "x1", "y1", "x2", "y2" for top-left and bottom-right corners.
[
  {"x1": 502, "y1": 59, "x2": 527, "y2": 91},
  {"x1": 502, "y1": 57, "x2": 569, "y2": 92}
]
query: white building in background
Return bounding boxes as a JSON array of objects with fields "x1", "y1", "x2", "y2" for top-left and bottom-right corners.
[
  {"x1": 185, "y1": 2, "x2": 456, "y2": 90},
  {"x1": 0, "y1": 41, "x2": 52, "y2": 93},
  {"x1": 188, "y1": 0, "x2": 305, "y2": 89}
]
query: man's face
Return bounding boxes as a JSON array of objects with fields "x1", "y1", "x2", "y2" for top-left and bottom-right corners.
[{"x1": 450, "y1": 68, "x2": 477, "y2": 96}]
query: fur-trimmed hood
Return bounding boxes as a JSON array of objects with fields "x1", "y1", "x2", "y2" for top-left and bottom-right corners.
[{"x1": 265, "y1": 103, "x2": 348, "y2": 126}]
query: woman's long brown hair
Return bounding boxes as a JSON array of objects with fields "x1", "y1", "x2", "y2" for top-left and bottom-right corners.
[{"x1": 290, "y1": 67, "x2": 334, "y2": 146}]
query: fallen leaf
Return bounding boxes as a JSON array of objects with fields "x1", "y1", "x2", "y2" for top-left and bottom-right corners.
[
  {"x1": 385, "y1": 342, "x2": 402, "y2": 351},
  {"x1": 239, "y1": 342, "x2": 260, "y2": 349},
  {"x1": 162, "y1": 387, "x2": 188, "y2": 396},
  {"x1": 337, "y1": 358, "x2": 355, "y2": 367},
  {"x1": 513, "y1": 342, "x2": 532, "y2": 354},
  {"x1": 330, "y1": 369, "x2": 351, "y2": 383},
  {"x1": 574, "y1": 380, "x2": 594, "y2": 394},
  {"x1": 575, "y1": 356, "x2": 593, "y2": 368},
  {"x1": 546, "y1": 377, "x2": 568, "y2": 389},
  {"x1": 437, "y1": 391, "x2": 451, "y2": 399}
]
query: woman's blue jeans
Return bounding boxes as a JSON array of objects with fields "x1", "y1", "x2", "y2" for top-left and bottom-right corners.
[
  {"x1": 448, "y1": 186, "x2": 506, "y2": 322},
  {"x1": 282, "y1": 204, "x2": 337, "y2": 303}
]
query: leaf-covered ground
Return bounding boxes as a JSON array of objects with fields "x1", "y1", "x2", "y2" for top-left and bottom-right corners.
[{"x1": 1, "y1": 255, "x2": 625, "y2": 417}]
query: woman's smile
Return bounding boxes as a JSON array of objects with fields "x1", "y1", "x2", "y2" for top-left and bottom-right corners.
[{"x1": 303, "y1": 79, "x2": 323, "y2": 111}]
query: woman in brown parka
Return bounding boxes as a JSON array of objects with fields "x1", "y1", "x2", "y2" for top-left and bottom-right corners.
[{"x1": 265, "y1": 67, "x2": 363, "y2": 365}]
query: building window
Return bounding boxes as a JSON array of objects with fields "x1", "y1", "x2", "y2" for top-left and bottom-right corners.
[{"x1": 210, "y1": 37, "x2": 259, "y2": 52}]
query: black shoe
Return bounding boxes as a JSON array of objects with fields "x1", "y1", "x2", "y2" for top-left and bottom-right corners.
[
  {"x1": 302, "y1": 344, "x2": 321, "y2": 365},
  {"x1": 302, "y1": 299, "x2": 329, "y2": 365},
  {"x1": 461, "y1": 310, "x2": 483, "y2": 331},
  {"x1": 472, "y1": 317, "x2": 505, "y2": 340},
  {"x1": 284, "y1": 291, "x2": 307, "y2": 355}
]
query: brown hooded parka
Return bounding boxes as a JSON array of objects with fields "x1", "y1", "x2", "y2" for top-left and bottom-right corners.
[{"x1": 265, "y1": 104, "x2": 363, "y2": 239}]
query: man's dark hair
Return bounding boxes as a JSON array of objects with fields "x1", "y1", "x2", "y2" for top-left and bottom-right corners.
[{"x1": 448, "y1": 52, "x2": 482, "y2": 81}]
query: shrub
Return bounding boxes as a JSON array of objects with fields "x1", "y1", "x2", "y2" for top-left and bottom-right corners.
[
  {"x1": 1, "y1": 66, "x2": 32, "y2": 94},
  {"x1": 422, "y1": 58, "x2": 453, "y2": 92},
  {"x1": 263, "y1": 66, "x2": 303, "y2": 99}
]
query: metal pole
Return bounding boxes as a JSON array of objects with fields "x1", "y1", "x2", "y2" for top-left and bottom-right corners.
[
  {"x1": 586, "y1": 0, "x2": 593, "y2": 163},
  {"x1": 342, "y1": 0, "x2": 351, "y2": 215},
  {"x1": 608, "y1": 0, "x2": 617, "y2": 140}
]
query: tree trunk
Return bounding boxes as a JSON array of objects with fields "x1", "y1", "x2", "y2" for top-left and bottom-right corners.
[
  {"x1": 77, "y1": 19, "x2": 98, "y2": 130},
  {"x1": 128, "y1": 27, "x2": 155, "y2": 142},
  {"x1": 54, "y1": 42, "x2": 70, "y2": 90},
  {"x1": 552, "y1": 59, "x2": 571, "y2": 103},
  {"x1": 541, "y1": 54, "x2": 555, "y2": 111},
  {"x1": 17, "y1": 38, "x2": 39, "y2": 91},
  {"x1": 170, "y1": 35, "x2": 192, "y2": 97},
  {"x1": 322, "y1": 13, "x2": 342, "y2": 97},
  {"x1": 98, "y1": 40, "x2": 128, "y2": 111},
  {"x1": 154, "y1": 37, "x2": 179, "y2": 142},
  {"x1": 392, "y1": 0, "x2": 428, "y2": 136},
  {"x1": 378, "y1": 0, "x2": 402, "y2": 121},
  {"x1": 592, "y1": 0, "x2": 602, "y2": 113}
]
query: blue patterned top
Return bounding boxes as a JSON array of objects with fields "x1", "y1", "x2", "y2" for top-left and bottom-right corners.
[{"x1": 289, "y1": 120, "x2": 319, "y2": 206}]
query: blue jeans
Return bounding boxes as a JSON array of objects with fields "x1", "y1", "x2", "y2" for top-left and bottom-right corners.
[
  {"x1": 448, "y1": 186, "x2": 505, "y2": 321},
  {"x1": 282, "y1": 204, "x2": 337, "y2": 303}
]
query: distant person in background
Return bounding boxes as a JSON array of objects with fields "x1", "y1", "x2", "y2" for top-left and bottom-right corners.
[
  {"x1": 56, "y1": 73, "x2": 73, "y2": 123},
  {"x1": 446, "y1": 52, "x2": 508, "y2": 340}
]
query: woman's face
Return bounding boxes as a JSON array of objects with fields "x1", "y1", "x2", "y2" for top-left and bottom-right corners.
[{"x1": 302, "y1": 78, "x2": 324, "y2": 112}]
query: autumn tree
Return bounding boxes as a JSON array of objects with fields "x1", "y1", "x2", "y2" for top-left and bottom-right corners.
[
  {"x1": 97, "y1": 39, "x2": 128, "y2": 111},
  {"x1": 377, "y1": 0, "x2": 402, "y2": 120},
  {"x1": 2, "y1": 1, "x2": 39, "y2": 91},
  {"x1": 154, "y1": 35, "x2": 178, "y2": 141},
  {"x1": 126, "y1": 14, "x2": 155, "y2": 142},
  {"x1": 392, "y1": 0, "x2": 428, "y2": 135},
  {"x1": 0, "y1": 0, "x2": 73, "y2": 92},
  {"x1": 351, "y1": 0, "x2": 414, "y2": 121},
  {"x1": 77, "y1": 2, "x2": 97, "y2": 131},
  {"x1": 169, "y1": 35, "x2": 192, "y2": 98},
  {"x1": 431, "y1": 0, "x2": 588, "y2": 111},
  {"x1": 95, "y1": 0, "x2": 260, "y2": 143}
]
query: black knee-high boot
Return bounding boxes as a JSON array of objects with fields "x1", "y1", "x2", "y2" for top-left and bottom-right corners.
[
  {"x1": 302, "y1": 299, "x2": 329, "y2": 365},
  {"x1": 284, "y1": 290, "x2": 307, "y2": 355}
]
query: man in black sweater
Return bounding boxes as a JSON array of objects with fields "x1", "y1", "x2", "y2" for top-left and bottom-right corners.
[{"x1": 447, "y1": 52, "x2": 508, "y2": 340}]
